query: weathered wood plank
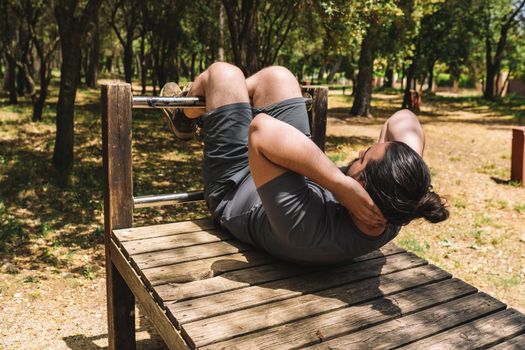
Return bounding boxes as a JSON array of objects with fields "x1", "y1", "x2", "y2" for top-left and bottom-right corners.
[
  {"x1": 131, "y1": 240, "x2": 252, "y2": 269},
  {"x1": 306, "y1": 293, "x2": 506, "y2": 350},
  {"x1": 144, "y1": 250, "x2": 276, "y2": 286},
  {"x1": 204, "y1": 278, "x2": 477, "y2": 350},
  {"x1": 102, "y1": 83, "x2": 136, "y2": 349},
  {"x1": 150, "y1": 242, "x2": 403, "y2": 303},
  {"x1": 113, "y1": 219, "x2": 215, "y2": 242},
  {"x1": 120, "y1": 229, "x2": 229, "y2": 256},
  {"x1": 146, "y1": 251, "x2": 276, "y2": 306},
  {"x1": 171, "y1": 252, "x2": 426, "y2": 326},
  {"x1": 157, "y1": 262, "x2": 314, "y2": 307},
  {"x1": 148, "y1": 243, "x2": 398, "y2": 287},
  {"x1": 490, "y1": 333, "x2": 525, "y2": 349},
  {"x1": 401, "y1": 308, "x2": 525, "y2": 350},
  {"x1": 110, "y1": 240, "x2": 189, "y2": 349},
  {"x1": 183, "y1": 264, "x2": 450, "y2": 348}
]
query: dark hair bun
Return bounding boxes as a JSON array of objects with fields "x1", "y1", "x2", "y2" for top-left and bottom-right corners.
[{"x1": 418, "y1": 191, "x2": 449, "y2": 223}]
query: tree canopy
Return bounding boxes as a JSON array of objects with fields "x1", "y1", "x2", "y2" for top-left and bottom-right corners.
[{"x1": 0, "y1": 0, "x2": 524, "y2": 180}]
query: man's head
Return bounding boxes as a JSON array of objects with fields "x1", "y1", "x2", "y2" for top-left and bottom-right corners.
[{"x1": 347, "y1": 141, "x2": 449, "y2": 226}]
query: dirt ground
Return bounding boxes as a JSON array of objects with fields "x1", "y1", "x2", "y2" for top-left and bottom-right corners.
[{"x1": 0, "y1": 89, "x2": 524, "y2": 349}]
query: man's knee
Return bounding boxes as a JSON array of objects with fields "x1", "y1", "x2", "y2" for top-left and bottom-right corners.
[
  {"x1": 249, "y1": 114, "x2": 272, "y2": 148},
  {"x1": 258, "y1": 66, "x2": 296, "y2": 84},
  {"x1": 208, "y1": 62, "x2": 245, "y2": 81}
]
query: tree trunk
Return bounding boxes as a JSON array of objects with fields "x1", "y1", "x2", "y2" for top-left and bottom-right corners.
[
  {"x1": 317, "y1": 66, "x2": 325, "y2": 84},
  {"x1": 402, "y1": 61, "x2": 415, "y2": 109},
  {"x1": 5, "y1": 54, "x2": 17, "y2": 104},
  {"x1": 222, "y1": 0, "x2": 260, "y2": 76},
  {"x1": 16, "y1": 65, "x2": 26, "y2": 96},
  {"x1": 219, "y1": 3, "x2": 225, "y2": 61},
  {"x1": 484, "y1": 63, "x2": 496, "y2": 99},
  {"x1": 351, "y1": 29, "x2": 376, "y2": 117},
  {"x1": 53, "y1": 42, "x2": 81, "y2": 181},
  {"x1": 123, "y1": 43, "x2": 133, "y2": 84},
  {"x1": 86, "y1": 19, "x2": 99, "y2": 88},
  {"x1": 33, "y1": 56, "x2": 51, "y2": 122},
  {"x1": 384, "y1": 66, "x2": 394, "y2": 88},
  {"x1": 327, "y1": 57, "x2": 342, "y2": 84},
  {"x1": 53, "y1": 0, "x2": 102, "y2": 182},
  {"x1": 426, "y1": 60, "x2": 435, "y2": 93},
  {"x1": 139, "y1": 32, "x2": 147, "y2": 94},
  {"x1": 33, "y1": 86, "x2": 47, "y2": 122},
  {"x1": 484, "y1": 32, "x2": 495, "y2": 99}
]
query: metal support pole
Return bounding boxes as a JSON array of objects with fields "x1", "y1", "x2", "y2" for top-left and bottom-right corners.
[
  {"x1": 134, "y1": 191, "x2": 205, "y2": 208},
  {"x1": 132, "y1": 96, "x2": 313, "y2": 109}
]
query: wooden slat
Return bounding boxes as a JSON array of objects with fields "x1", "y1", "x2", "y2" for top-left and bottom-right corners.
[
  {"x1": 490, "y1": 333, "x2": 525, "y2": 349},
  {"x1": 131, "y1": 240, "x2": 252, "y2": 269},
  {"x1": 156, "y1": 262, "x2": 313, "y2": 305},
  {"x1": 306, "y1": 293, "x2": 506, "y2": 350},
  {"x1": 120, "y1": 229, "x2": 229, "y2": 255},
  {"x1": 184, "y1": 264, "x2": 450, "y2": 348},
  {"x1": 401, "y1": 308, "x2": 525, "y2": 350},
  {"x1": 144, "y1": 250, "x2": 276, "y2": 286},
  {"x1": 171, "y1": 252, "x2": 426, "y2": 326},
  {"x1": 110, "y1": 240, "x2": 189, "y2": 349},
  {"x1": 149, "y1": 243, "x2": 405, "y2": 301},
  {"x1": 205, "y1": 278, "x2": 476, "y2": 350},
  {"x1": 155, "y1": 243, "x2": 404, "y2": 302},
  {"x1": 113, "y1": 219, "x2": 215, "y2": 242}
]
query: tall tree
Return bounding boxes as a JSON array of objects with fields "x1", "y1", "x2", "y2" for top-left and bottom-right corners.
[
  {"x1": 53, "y1": 0, "x2": 103, "y2": 182},
  {"x1": 85, "y1": 16, "x2": 100, "y2": 88},
  {"x1": 16, "y1": 0, "x2": 60, "y2": 121},
  {"x1": 222, "y1": 0, "x2": 300, "y2": 76},
  {"x1": 109, "y1": 0, "x2": 141, "y2": 84},
  {"x1": 481, "y1": 0, "x2": 525, "y2": 99},
  {"x1": 351, "y1": 25, "x2": 379, "y2": 116},
  {"x1": 0, "y1": 0, "x2": 21, "y2": 104}
]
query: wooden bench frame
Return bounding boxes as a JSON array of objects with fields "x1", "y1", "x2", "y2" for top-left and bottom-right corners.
[{"x1": 101, "y1": 83, "x2": 328, "y2": 349}]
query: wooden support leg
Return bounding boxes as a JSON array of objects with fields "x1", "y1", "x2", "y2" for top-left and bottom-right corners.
[
  {"x1": 102, "y1": 83, "x2": 137, "y2": 349},
  {"x1": 511, "y1": 127, "x2": 525, "y2": 186},
  {"x1": 305, "y1": 86, "x2": 328, "y2": 151},
  {"x1": 107, "y1": 262, "x2": 136, "y2": 350}
]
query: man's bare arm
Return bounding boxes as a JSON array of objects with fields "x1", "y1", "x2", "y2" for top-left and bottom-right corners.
[
  {"x1": 248, "y1": 114, "x2": 386, "y2": 230},
  {"x1": 379, "y1": 109, "x2": 425, "y2": 156}
]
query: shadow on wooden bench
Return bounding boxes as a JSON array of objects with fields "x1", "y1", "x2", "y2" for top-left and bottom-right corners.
[{"x1": 102, "y1": 83, "x2": 525, "y2": 349}]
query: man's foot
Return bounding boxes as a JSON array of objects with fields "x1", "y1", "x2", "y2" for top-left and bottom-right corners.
[{"x1": 160, "y1": 82, "x2": 197, "y2": 140}]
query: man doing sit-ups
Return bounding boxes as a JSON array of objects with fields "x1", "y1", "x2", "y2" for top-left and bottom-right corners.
[{"x1": 160, "y1": 62, "x2": 448, "y2": 265}]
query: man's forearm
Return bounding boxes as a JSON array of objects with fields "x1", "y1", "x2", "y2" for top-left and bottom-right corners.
[
  {"x1": 380, "y1": 109, "x2": 425, "y2": 156},
  {"x1": 251, "y1": 114, "x2": 353, "y2": 194}
]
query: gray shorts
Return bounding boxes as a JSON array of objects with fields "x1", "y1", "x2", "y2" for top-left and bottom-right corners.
[{"x1": 201, "y1": 97, "x2": 310, "y2": 220}]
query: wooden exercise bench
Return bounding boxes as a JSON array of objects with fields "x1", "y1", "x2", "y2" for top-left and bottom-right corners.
[{"x1": 102, "y1": 83, "x2": 525, "y2": 349}]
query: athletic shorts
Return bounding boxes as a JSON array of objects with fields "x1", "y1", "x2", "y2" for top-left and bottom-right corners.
[{"x1": 201, "y1": 97, "x2": 310, "y2": 220}]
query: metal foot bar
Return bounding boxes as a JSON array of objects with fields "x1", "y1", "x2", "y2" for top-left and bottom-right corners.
[
  {"x1": 134, "y1": 191, "x2": 205, "y2": 209},
  {"x1": 132, "y1": 96, "x2": 313, "y2": 109}
]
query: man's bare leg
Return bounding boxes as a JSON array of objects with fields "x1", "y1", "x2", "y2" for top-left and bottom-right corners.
[
  {"x1": 246, "y1": 66, "x2": 302, "y2": 108},
  {"x1": 246, "y1": 66, "x2": 307, "y2": 187},
  {"x1": 184, "y1": 62, "x2": 249, "y2": 118}
]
